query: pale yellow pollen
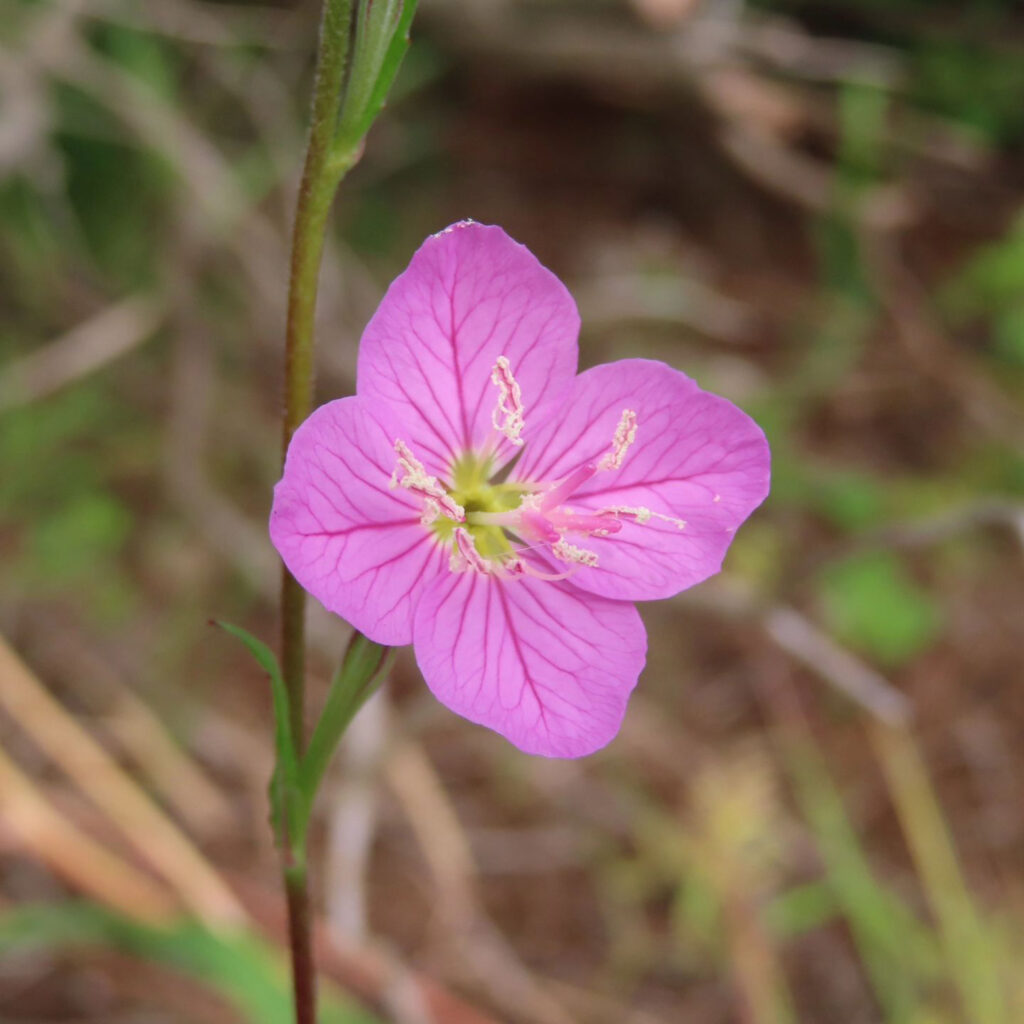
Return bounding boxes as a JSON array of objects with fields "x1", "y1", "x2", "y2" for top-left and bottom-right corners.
[
  {"x1": 552, "y1": 537, "x2": 599, "y2": 567},
  {"x1": 602, "y1": 505, "x2": 687, "y2": 530},
  {"x1": 420, "y1": 497, "x2": 441, "y2": 526},
  {"x1": 450, "y1": 528, "x2": 492, "y2": 575},
  {"x1": 597, "y1": 409, "x2": 638, "y2": 471},
  {"x1": 490, "y1": 355, "x2": 526, "y2": 447},
  {"x1": 390, "y1": 439, "x2": 465, "y2": 522}
]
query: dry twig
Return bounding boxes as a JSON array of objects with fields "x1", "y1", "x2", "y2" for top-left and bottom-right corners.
[
  {"x1": 863, "y1": 231, "x2": 1024, "y2": 448},
  {"x1": 681, "y1": 584, "x2": 912, "y2": 726},
  {"x1": 0, "y1": 297, "x2": 164, "y2": 410},
  {"x1": 93, "y1": 0, "x2": 307, "y2": 50},
  {"x1": 18, "y1": 614, "x2": 236, "y2": 838},
  {"x1": 384, "y1": 741, "x2": 578, "y2": 1024},
  {"x1": 0, "y1": 743, "x2": 177, "y2": 923},
  {"x1": 0, "y1": 634, "x2": 246, "y2": 926}
]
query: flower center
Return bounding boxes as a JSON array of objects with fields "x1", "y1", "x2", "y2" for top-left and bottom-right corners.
[
  {"x1": 388, "y1": 357, "x2": 685, "y2": 580},
  {"x1": 429, "y1": 451, "x2": 531, "y2": 560}
]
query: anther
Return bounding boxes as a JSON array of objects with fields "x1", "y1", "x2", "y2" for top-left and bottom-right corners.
[
  {"x1": 600, "y1": 505, "x2": 686, "y2": 530},
  {"x1": 597, "y1": 409, "x2": 638, "y2": 471},
  {"x1": 490, "y1": 355, "x2": 526, "y2": 447},
  {"x1": 420, "y1": 498, "x2": 441, "y2": 526},
  {"x1": 391, "y1": 439, "x2": 465, "y2": 522},
  {"x1": 453, "y1": 528, "x2": 497, "y2": 575},
  {"x1": 551, "y1": 537, "x2": 599, "y2": 567}
]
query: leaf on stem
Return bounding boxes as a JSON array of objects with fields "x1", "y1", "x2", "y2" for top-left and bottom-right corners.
[
  {"x1": 335, "y1": 0, "x2": 418, "y2": 153},
  {"x1": 298, "y1": 634, "x2": 391, "y2": 822},
  {"x1": 359, "y1": 0, "x2": 418, "y2": 137},
  {"x1": 216, "y1": 621, "x2": 301, "y2": 846}
]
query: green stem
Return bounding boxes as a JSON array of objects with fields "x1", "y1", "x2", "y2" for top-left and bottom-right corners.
[
  {"x1": 281, "y1": 0, "x2": 356, "y2": 749},
  {"x1": 275, "y1": 1, "x2": 417, "y2": 1018},
  {"x1": 279, "y1": 4, "x2": 355, "y2": 1023}
]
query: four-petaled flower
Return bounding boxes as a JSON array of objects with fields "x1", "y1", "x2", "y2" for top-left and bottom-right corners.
[{"x1": 270, "y1": 222, "x2": 770, "y2": 757}]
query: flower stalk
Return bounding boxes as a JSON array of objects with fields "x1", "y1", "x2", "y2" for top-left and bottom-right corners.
[
  {"x1": 279, "y1": 8, "x2": 353, "y2": 1022},
  {"x1": 281, "y1": 0, "x2": 354, "y2": 775},
  {"x1": 276, "y1": 1, "x2": 416, "y2": 1021}
]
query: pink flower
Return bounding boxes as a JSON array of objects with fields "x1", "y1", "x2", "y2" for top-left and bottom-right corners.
[{"x1": 270, "y1": 222, "x2": 769, "y2": 758}]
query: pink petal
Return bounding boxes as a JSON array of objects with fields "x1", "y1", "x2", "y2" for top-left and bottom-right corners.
[
  {"x1": 413, "y1": 573, "x2": 647, "y2": 758},
  {"x1": 356, "y1": 221, "x2": 579, "y2": 468},
  {"x1": 513, "y1": 359, "x2": 770, "y2": 601},
  {"x1": 270, "y1": 396, "x2": 448, "y2": 645}
]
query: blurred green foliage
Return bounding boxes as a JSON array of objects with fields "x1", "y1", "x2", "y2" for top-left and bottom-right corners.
[
  {"x1": 0, "y1": 902, "x2": 381, "y2": 1024},
  {"x1": 755, "y1": 0, "x2": 1024, "y2": 144},
  {"x1": 945, "y1": 213, "x2": 1024, "y2": 367},
  {"x1": 1, "y1": 2, "x2": 1023, "y2": 1022},
  {"x1": 820, "y1": 552, "x2": 941, "y2": 667}
]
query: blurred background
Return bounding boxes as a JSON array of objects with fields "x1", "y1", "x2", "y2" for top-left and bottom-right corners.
[{"x1": 2, "y1": 1, "x2": 1024, "y2": 1022}]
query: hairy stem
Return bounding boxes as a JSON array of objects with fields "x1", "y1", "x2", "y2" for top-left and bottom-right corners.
[
  {"x1": 281, "y1": 0, "x2": 355, "y2": 749},
  {"x1": 279, "y1": 2, "x2": 354, "y2": 1022}
]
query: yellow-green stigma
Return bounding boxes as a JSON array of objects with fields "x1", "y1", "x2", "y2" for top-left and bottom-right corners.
[{"x1": 432, "y1": 452, "x2": 528, "y2": 558}]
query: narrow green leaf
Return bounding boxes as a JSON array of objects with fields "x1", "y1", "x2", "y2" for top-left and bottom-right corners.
[
  {"x1": 335, "y1": 0, "x2": 398, "y2": 143},
  {"x1": 357, "y1": 0, "x2": 418, "y2": 138},
  {"x1": 216, "y1": 621, "x2": 300, "y2": 844},
  {"x1": 298, "y1": 634, "x2": 391, "y2": 823},
  {"x1": 335, "y1": 0, "x2": 417, "y2": 153},
  {"x1": 785, "y1": 736, "x2": 937, "y2": 1021},
  {"x1": 764, "y1": 881, "x2": 837, "y2": 937}
]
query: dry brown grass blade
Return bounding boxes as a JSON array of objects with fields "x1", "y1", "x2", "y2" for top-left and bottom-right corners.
[
  {"x1": 96, "y1": 0, "x2": 306, "y2": 50},
  {"x1": 0, "y1": 743, "x2": 177, "y2": 923},
  {"x1": 385, "y1": 740, "x2": 578, "y2": 1024},
  {"x1": 0, "y1": 634, "x2": 246, "y2": 927},
  {"x1": 0, "y1": 296, "x2": 164, "y2": 410},
  {"x1": 24, "y1": 616, "x2": 237, "y2": 839},
  {"x1": 24, "y1": 5, "x2": 287, "y2": 316},
  {"x1": 384, "y1": 741, "x2": 479, "y2": 927},
  {"x1": 681, "y1": 585, "x2": 913, "y2": 726},
  {"x1": 102, "y1": 691, "x2": 236, "y2": 838}
]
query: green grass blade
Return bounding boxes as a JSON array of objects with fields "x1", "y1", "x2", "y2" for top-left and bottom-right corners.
[
  {"x1": 872, "y1": 724, "x2": 1009, "y2": 1024},
  {"x1": 0, "y1": 901, "x2": 381, "y2": 1024},
  {"x1": 784, "y1": 736, "x2": 936, "y2": 1023}
]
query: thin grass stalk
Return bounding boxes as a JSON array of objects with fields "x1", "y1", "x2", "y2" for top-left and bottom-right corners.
[{"x1": 871, "y1": 723, "x2": 1008, "y2": 1024}]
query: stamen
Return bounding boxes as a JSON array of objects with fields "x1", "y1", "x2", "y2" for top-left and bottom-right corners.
[
  {"x1": 420, "y1": 498, "x2": 441, "y2": 526},
  {"x1": 552, "y1": 508, "x2": 623, "y2": 537},
  {"x1": 503, "y1": 557, "x2": 527, "y2": 578},
  {"x1": 597, "y1": 409, "x2": 638, "y2": 471},
  {"x1": 520, "y1": 507, "x2": 561, "y2": 543},
  {"x1": 539, "y1": 463, "x2": 597, "y2": 513},
  {"x1": 449, "y1": 529, "x2": 531, "y2": 580},
  {"x1": 450, "y1": 528, "x2": 492, "y2": 574},
  {"x1": 551, "y1": 537, "x2": 599, "y2": 567},
  {"x1": 600, "y1": 504, "x2": 687, "y2": 530},
  {"x1": 390, "y1": 439, "x2": 465, "y2": 522},
  {"x1": 465, "y1": 509, "x2": 518, "y2": 528},
  {"x1": 512, "y1": 559, "x2": 577, "y2": 582},
  {"x1": 490, "y1": 355, "x2": 526, "y2": 447}
]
